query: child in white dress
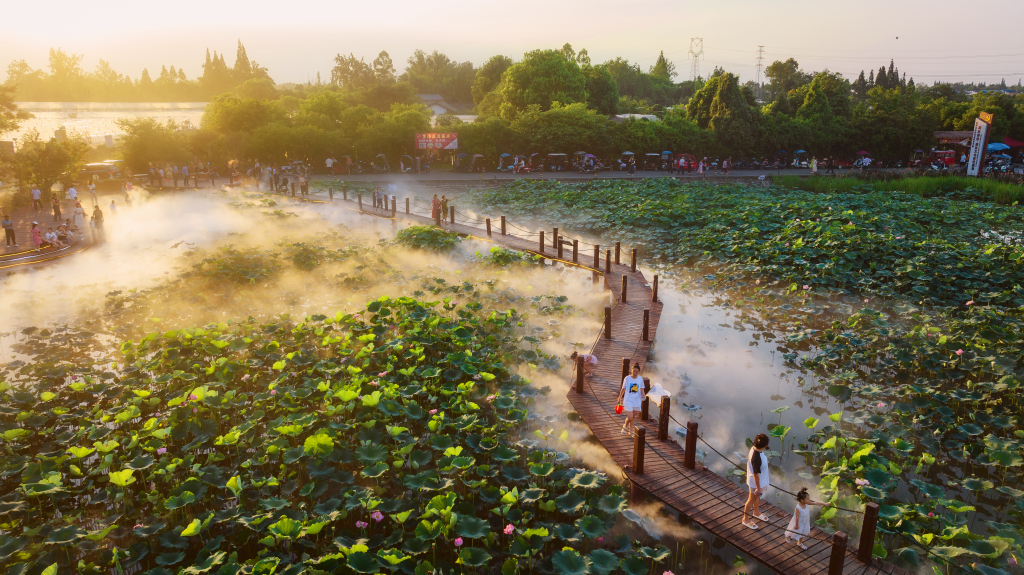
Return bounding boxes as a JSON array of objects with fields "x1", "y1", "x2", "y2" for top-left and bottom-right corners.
[{"x1": 785, "y1": 488, "x2": 828, "y2": 549}]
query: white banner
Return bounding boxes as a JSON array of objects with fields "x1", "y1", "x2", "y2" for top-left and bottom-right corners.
[{"x1": 966, "y1": 116, "x2": 991, "y2": 177}]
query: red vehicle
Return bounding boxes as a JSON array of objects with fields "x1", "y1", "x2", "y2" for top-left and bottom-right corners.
[
  {"x1": 675, "y1": 153, "x2": 698, "y2": 170},
  {"x1": 928, "y1": 150, "x2": 957, "y2": 167}
]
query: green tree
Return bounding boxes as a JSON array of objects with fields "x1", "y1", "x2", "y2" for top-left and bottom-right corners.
[
  {"x1": 0, "y1": 85, "x2": 28, "y2": 137},
  {"x1": 116, "y1": 118, "x2": 191, "y2": 172},
  {"x1": 201, "y1": 94, "x2": 287, "y2": 134},
  {"x1": 764, "y1": 58, "x2": 810, "y2": 100},
  {"x1": 233, "y1": 40, "x2": 252, "y2": 82},
  {"x1": 471, "y1": 55, "x2": 513, "y2": 106},
  {"x1": 10, "y1": 128, "x2": 90, "y2": 194},
  {"x1": 402, "y1": 50, "x2": 476, "y2": 102},
  {"x1": 498, "y1": 50, "x2": 588, "y2": 121},
  {"x1": 330, "y1": 53, "x2": 374, "y2": 89},
  {"x1": 583, "y1": 65, "x2": 619, "y2": 115},
  {"x1": 685, "y1": 73, "x2": 758, "y2": 155},
  {"x1": 372, "y1": 51, "x2": 396, "y2": 84},
  {"x1": 649, "y1": 51, "x2": 676, "y2": 80},
  {"x1": 509, "y1": 102, "x2": 610, "y2": 154},
  {"x1": 235, "y1": 78, "x2": 278, "y2": 100}
]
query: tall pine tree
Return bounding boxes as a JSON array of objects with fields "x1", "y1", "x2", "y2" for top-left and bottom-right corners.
[
  {"x1": 876, "y1": 66, "x2": 888, "y2": 90},
  {"x1": 233, "y1": 40, "x2": 252, "y2": 81}
]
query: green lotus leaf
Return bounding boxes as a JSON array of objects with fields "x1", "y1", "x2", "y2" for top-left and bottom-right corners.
[
  {"x1": 491, "y1": 445, "x2": 519, "y2": 462},
  {"x1": 589, "y1": 549, "x2": 619, "y2": 575},
  {"x1": 402, "y1": 537, "x2": 432, "y2": 555},
  {"x1": 361, "y1": 462, "x2": 389, "y2": 478},
  {"x1": 165, "y1": 491, "x2": 195, "y2": 510},
  {"x1": 156, "y1": 551, "x2": 186, "y2": 566},
  {"x1": 555, "y1": 490, "x2": 587, "y2": 514},
  {"x1": 492, "y1": 396, "x2": 516, "y2": 410},
  {"x1": 180, "y1": 519, "x2": 202, "y2": 537},
  {"x1": 182, "y1": 550, "x2": 226, "y2": 574},
  {"x1": 596, "y1": 494, "x2": 627, "y2": 514},
  {"x1": 529, "y1": 462, "x2": 555, "y2": 477},
  {"x1": 427, "y1": 436, "x2": 454, "y2": 451},
  {"x1": 575, "y1": 515, "x2": 607, "y2": 539},
  {"x1": 458, "y1": 547, "x2": 492, "y2": 567},
  {"x1": 414, "y1": 520, "x2": 441, "y2": 540},
  {"x1": 259, "y1": 497, "x2": 290, "y2": 511},
  {"x1": 963, "y1": 478, "x2": 994, "y2": 491},
  {"x1": 355, "y1": 444, "x2": 390, "y2": 465},
  {"x1": 253, "y1": 556, "x2": 281, "y2": 575},
  {"x1": 126, "y1": 454, "x2": 155, "y2": 470},
  {"x1": 502, "y1": 466, "x2": 529, "y2": 482},
  {"x1": 455, "y1": 516, "x2": 490, "y2": 539},
  {"x1": 268, "y1": 517, "x2": 303, "y2": 539},
  {"x1": 552, "y1": 523, "x2": 583, "y2": 541},
  {"x1": 551, "y1": 549, "x2": 591, "y2": 575},
  {"x1": 347, "y1": 551, "x2": 380, "y2": 574},
  {"x1": 521, "y1": 488, "x2": 546, "y2": 503},
  {"x1": 959, "y1": 423, "x2": 984, "y2": 436},
  {"x1": 569, "y1": 471, "x2": 606, "y2": 490},
  {"x1": 620, "y1": 555, "x2": 648, "y2": 575},
  {"x1": 304, "y1": 433, "x2": 335, "y2": 457},
  {"x1": 46, "y1": 526, "x2": 85, "y2": 545}
]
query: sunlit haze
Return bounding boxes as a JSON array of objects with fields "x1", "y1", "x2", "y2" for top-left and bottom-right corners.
[{"x1": 4, "y1": 0, "x2": 1024, "y2": 85}]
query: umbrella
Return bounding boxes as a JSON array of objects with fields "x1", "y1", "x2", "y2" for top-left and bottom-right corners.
[
  {"x1": 621, "y1": 151, "x2": 635, "y2": 155},
  {"x1": 993, "y1": 154, "x2": 1012, "y2": 159},
  {"x1": 793, "y1": 150, "x2": 806, "y2": 154},
  {"x1": 456, "y1": 153, "x2": 468, "y2": 158},
  {"x1": 500, "y1": 153, "x2": 511, "y2": 157},
  {"x1": 776, "y1": 150, "x2": 787, "y2": 154},
  {"x1": 856, "y1": 150, "x2": 870, "y2": 155},
  {"x1": 585, "y1": 154, "x2": 596, "y2": 158},
  {"x1": 987, "y1": 143, "x2": 1011, "y2": 152},
  {"x1": 914, "y1": 149, "x2": 924, "y2": 153},
  {"x1": 662, "y1": 150, "x2": 672, "y2": 155}
]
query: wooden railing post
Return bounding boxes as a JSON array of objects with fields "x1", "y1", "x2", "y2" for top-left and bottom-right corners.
[
  {"x1": 620, "y1": 275, "x2": 628, "y2": 302},
  {"x1": 291, "y1": 183, "x2": 296, "y2": 196},
  {"x1": 557, "y1": 236, "x2": 563, "y2": 260},
  {"x1": 605, "y1": 250, "x2": 611, "y2": 274},
  {"x1": 328, "y1": 187, "x2": 333, "y2": 200},
  {"x1": 500, "y1": 216, "x2": 506, "y2": 235},
  {"x1": 391, "y1": 197, "x2": 397, "y2": 217},
  {"x1": 449, "y1": 206, "x2": 454, "y2": 223},
  {"x1": 604, "y1": 307, "x2": 612, "y2": 339},
  {"x1": 539, "y1": 231, "x2": 545, "y2": 254},
  {"x1": 357, "y1": 192, "x2": 362, "y2": 210},
  {"x1": 575, "y1": 356, "x2": 585, "y2": 394},
  {"x1": 658, "y1": 397, "x2": 671, "y2": 441},
  {"x1": 829, "y1": 532, "x2": 848, "y2": 575},
  {"x1": 615, "y1": 241, "x2": 621, "y2": 265},
  {"x1": 485, "y1": 218, "x2": 492, "y2": 236},
  {"x1": 343, "y1": 186, "x2": 347, "y2": 200},
  {"x1": 633, "y1": 427, "x2": 646, "y2": 474},
  {"x1": 593, "y1": 244, "x2": 600, "y2": 269},
  {"x1": 642, "y1": 309, "x2": 650, "y2": 341},
  {"x1": 620, "y1": 358, "x2": 630, "y2": 384},
  {"x1": 652, "y1": 274, "x2": 659, "y2": 303},
  {"x1": 552, "y1": 227, "x2": 558, "y2": 249},
  {"x1": 641, "y1": 377, "x2": 651, "y2": 421},
  {"x1": 405, "y1": 197, "x2": 410, "y2": 214},
  {"x1": 859, "y1": 503, "x2": 879, "y2": 563},
  {"x1": 572, "y1": 239, "x2": 578, "y2": 263},
  {"x1": 684, "y1": 421, "x2": 698, "y2": 469},
  {"x1": 631, "y1": 248, "x2": 637, "y2": 272}
]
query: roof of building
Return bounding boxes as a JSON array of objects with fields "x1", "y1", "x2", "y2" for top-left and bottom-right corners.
[{"x1": 417, "y1": 94, "x2": 445, "y2": 102}]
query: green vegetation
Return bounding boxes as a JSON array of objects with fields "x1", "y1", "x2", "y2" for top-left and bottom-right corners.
[
  {"x1": 470, "y1": 179, "x2": 1024, "y2": 572},
  {"x1": 395, "y1": 226, "x2": 463, "y2": 251},
  {"x1": 774, "y1": 174, "x2": 1024, "y2": 204}
]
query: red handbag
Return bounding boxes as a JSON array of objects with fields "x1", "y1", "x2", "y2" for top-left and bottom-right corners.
[{"x1": 614, "y1": 404, "x2": 624, "y2": 414}]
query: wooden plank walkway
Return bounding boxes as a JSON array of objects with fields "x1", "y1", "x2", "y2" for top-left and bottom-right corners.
[{"x1": 334, "y1": 195, "x2": 909, "y2": 575}]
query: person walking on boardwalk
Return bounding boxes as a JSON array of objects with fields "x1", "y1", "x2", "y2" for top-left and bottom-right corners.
[
  {"x1": 616, "y1": 363, "x2": 645, "y2": 436},
  {"x1": 439, "y1": 195, "x2": 449, "y2": 224},
  {"x1": 785, "y1": 488, "x2": 828, "y2": 550},
  {"x1": 52, "y1": 196, "x2": 62, "y2": 222},
  {"x1": 73, "y1": 202, "x2": 86, "y2": 229},
  {"x1": 570, "y1": 351, "x2": 598, "y2": 377},
  {"x1": 742, "y1": 433, "x2": 771, "y2": 530},
  {"x1": 2, "y1": 214, "x2": 17, "y2": 247},
  {"x1": 431, "y1": 194, "x2": 441, "y2": 225}
]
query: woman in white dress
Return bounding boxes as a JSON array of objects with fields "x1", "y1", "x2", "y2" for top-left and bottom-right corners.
[
  {"x1": 73, "y1": 201, "x2": 86, "y2": 229},
  {"x1": 742, "y1": 433, "x2": 770, "y2": 529},
  {"x1": 785, "y1": 488, "x2": 827, "y2": 549},
  {"x1": 811, "y1": 156, "x2": 818, "y2": 174}
]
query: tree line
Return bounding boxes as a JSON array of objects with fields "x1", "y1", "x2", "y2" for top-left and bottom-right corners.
[{"x1": 3, "y1": 43, "x2": 1024, "y2": 176}]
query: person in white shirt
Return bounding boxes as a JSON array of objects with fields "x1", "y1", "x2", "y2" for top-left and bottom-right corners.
[
  {"x1": 616, "y1": 363, "x2": 646, "y2": 436},
  {"x1": 109, "y1": 200, "x2": 117, "y2": 215},
  {"x1": 31, "y1": 188, "x2": 42, "y2": 211},
  {"x1": 325, "y1": 157, "x2": 333, "y2": 172},
  {"x1": 67, "y1": 186, "x2": 78, "y2": 202},
  {"x1": 570, "y1": 351, "x2": 598, "y2": 376},
  {"x1": 742, "y1": 433, "x2": 771, "y2": 530}
]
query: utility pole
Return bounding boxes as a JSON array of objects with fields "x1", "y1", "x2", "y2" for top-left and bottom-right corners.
[
  {"x1": 755, "y1": 46, "x2": 766, "y2": 101},
  {"x1": 688, "y1": 38, "x2": 704, "y2": 82}
]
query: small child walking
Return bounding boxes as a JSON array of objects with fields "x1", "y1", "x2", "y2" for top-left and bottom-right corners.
[{"x1": 785, "y1": 488, "x2": 828, "y2": 549}]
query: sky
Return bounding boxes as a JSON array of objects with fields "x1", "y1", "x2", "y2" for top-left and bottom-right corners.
[{"x1": 3, "y1": 0, "x2": 1024, "y2": 87}]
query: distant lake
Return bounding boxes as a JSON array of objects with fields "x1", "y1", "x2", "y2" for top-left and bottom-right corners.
[{"x1": 8, "y1": 102, "x2": 207, "y2": 146}]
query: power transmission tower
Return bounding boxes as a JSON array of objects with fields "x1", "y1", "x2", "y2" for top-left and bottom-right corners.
[
  {"x1": 755, "y1": 46, "x2": 765, "y2": 101},
  {"x1": 688, "y1": 38, "x2": 704, "y2": 81}
]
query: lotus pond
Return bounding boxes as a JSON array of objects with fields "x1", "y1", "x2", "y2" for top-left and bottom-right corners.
[
  {"x1": 467, "y1": 179, "x2": 1024, "y2": 574},
  {"x1": 2, "y1": 190, "x2": 723, "y2": 575}
]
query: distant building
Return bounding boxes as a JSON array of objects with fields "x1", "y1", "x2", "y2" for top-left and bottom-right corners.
[
  {"x1": 612, "y1": 114, "x2": 659, "y2": 123},
  {"x1": 934, "y1": 131, "x2": 973, "y2": 146},
  {"x1": 417, "y1": 94, "x2": 459, "y2": 116}
]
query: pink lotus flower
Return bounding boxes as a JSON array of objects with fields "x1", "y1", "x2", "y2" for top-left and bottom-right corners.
[
  {"x1": 472, "y1": 374, "x2": 481, "y2": 380},
  {"x1": 928, "y1": 512, "x2": 934, "y2": 518},
  {"x1": 596, "y1": 536, "x2": 604, "y2": 542},
  {"x1": 429, "y1": 409, "x2": 438, "y2": 415},
  {"x1": 955, "y1": 349, "x2": 964, "y2": 356},
  {"x1": 504, "y1": 523, "x2": 514, "y2": 535},
  {"x1": 848, "y1": 222, "x2": 853, "y2": 225},
  {"x1": 371, "y1": 511, "x2": 384, "y2": 522},
  {"x1": 802, "y1": 285, "x2": 810, "y2": 290},
  {"x1": 784, "y1": 243, "x2": 789, "y2": 247},
  {"x1": 378, "y1": 371, "x2": 388, "y2": 377},
  {"x1": 486, "y1": 395, "x2": 496, "y2": 402},
  {"x1": 270, "y1": 389, "x2": 277, "y2": 395},
  {"x1": 134, "y1": 524, "x2": 143, "y2": 529},
  {"x1": 864, "y1": 299, "x2": 869, "y2": 303},
  {"x1": 855, "y1": 478, "x2": 871, "y2": 486},
  {"x1": 454, "y1": 537, "x2": 463, "y2": 547},
  {"x1": 966, "y1": 300, "x2": 974, "y2": 306},
  {"x1": 242, "y1": 374, "x2": 250, "y2": 380},
  {"x1": 150, "y1": 482, "x2": 155, "y2": 490},
  {"x1": 157, "y1": 448, "x2": 167, "y2": 455},
  {"x1": 370, "y1": 381, "x2": 379, "y2": 386},
  {"x1": 356, "y1": 521, "x2": 368, "y2": 528},
  {"x1": 755, "y1": 279, "x2": 760, "y2": 285},
  {"x1": 192, "y1": 408, "x2": 197, "y2": 413},
  {"x1": 291, "y1": 372, "x2": 297, "y2": 377},
  {"x1": 877, "y1": 403, "x2": 885, "y2": 408},
  {"x1": 664, "y1": 571, "x2": 675, "y2": 575},
  {"x1": 895, "y1": 236, "x2": 902, "y2": 240},
  {"x1": 189, "y1": 394, "x2": 197, "y2": 400},
  {"x1": 354, "y1": 314, "x2": 362, "y2": 318}
]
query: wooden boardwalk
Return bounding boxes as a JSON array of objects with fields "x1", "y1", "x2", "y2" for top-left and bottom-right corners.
[{"x1": 335, "y1": 195, "x2": 908, "y2": 575}]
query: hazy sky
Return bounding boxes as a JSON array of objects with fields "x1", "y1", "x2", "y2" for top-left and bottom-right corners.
[{"x1": 3, "y1": 0, "x2": 1023, "y2": 87}]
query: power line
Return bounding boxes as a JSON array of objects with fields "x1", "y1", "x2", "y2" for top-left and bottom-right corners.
[{"x1": 688, "y1": 38, "x2": 703, "y2": 81}]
